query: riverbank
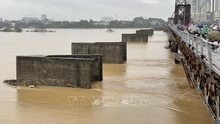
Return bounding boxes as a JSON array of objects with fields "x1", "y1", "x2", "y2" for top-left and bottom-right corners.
[{"x1": 0, "y1": 27, "x2": 22, "y2": 32}]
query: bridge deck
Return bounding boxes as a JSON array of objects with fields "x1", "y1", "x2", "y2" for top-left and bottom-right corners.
[{"x1": 169, "y1": 24, "x2": 220, "y2": 75}]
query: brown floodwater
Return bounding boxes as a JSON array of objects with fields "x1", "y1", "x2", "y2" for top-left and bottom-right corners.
[{"x1": 0, "y1": 29, "x2": 213, "y2": 124}]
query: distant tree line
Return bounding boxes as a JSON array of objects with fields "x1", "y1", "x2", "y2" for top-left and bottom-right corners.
[
  {"x1": 0, "y1": 17, "x2": 166, "y2": 30},
  {"x1": 0, "y1": 27, "x2": 23, "y2": 32}
]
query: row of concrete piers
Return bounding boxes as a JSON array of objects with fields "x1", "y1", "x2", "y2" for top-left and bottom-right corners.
[{"x1": 16, "y1": 28, "x2": 153, "y2": 89}]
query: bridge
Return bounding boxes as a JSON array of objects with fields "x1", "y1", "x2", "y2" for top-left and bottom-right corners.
[{"x1": 168, "y1": 0, "x2": 220, "y2": 123}]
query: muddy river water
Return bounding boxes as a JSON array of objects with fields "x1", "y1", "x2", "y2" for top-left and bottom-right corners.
[{"x1": 0, "y1": 29, "x2": 213, "y2": 124}]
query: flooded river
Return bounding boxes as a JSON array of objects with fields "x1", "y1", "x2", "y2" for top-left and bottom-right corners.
[{"x1": 0, "y1": 29, "x2": 213, "y2": 124}]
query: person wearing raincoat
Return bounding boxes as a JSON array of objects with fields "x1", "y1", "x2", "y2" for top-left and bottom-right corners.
[
  {"x1": 207, "y1": 27, "x2": 220, "y2": 42},
  {"x1": 200, "y1": 25, "x2": 210, "y2": 39},
  {"x1": 207, "y1": 27, "x2": 220, "y2": 50}
]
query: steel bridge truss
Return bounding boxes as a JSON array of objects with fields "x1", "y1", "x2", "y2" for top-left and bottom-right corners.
[{"x1": 174, "y1": 2, "x2": 191, "y2": 25}]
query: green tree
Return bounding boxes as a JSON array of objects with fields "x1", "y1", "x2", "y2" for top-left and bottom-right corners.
[{"x1": 14, "y1": 27, "x2": 23, "y2": 32}]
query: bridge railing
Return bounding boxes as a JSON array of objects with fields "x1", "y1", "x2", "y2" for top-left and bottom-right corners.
[{"x1": 168, "y1": 24, "x2": 220, "y2": 75}]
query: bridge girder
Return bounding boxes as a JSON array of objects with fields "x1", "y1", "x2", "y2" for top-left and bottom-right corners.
[{"x1": 174, "y1": 0, "x2": 191, "y2": 25}]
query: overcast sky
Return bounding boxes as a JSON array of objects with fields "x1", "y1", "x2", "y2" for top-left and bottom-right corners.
[{"x1": 0, "y1": 0, "x2": 175, "y2": 21}]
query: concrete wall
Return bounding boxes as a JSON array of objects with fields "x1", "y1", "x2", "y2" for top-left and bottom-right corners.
[
  {"x1": 16, "y1": 55, "x2": 102, "y2": 89},
  {"x1": 136, "y1": 28, "x2": 154, "y2": 36},
  {"x1": 122, "y1": 34, "x2": 148, "y2": 42},
  {"x1": 71, "y1": 42, "x2": 126, "y2": 64},
  {"x1": 47, "y1": 55, "x2": 103, "y2": 81}
]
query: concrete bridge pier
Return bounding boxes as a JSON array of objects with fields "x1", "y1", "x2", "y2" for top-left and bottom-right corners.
[
  {"x1": 71, "y1": 42, "x2": 127, "y2": 64},
  {"x1": 16, "y1": 55, "x2": 103, "y2": 89},
  {"x1": 121, "y1": 28, "x2": 154, "y2": 42}
]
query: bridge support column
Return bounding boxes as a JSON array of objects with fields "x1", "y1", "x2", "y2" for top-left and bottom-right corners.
[
  {"x1": 205, "y1": 71, "x2": 217, "y2": 116},
  {"x1": 195, "y1": 57, "x2": 200, "y2": 84},
  {"x1": 217, "y1": 96, "x2": 219, "y2": 121},
  {"x1": 201, "y1": 62, "x2": 209, "y2": 103}
]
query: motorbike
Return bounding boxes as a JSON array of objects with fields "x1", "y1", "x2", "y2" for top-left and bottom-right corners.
[
  {"x1": 202, "y1": 33, "x2": 208, "y2": 40},
  {"x1": 210, "y1": 39, "x2": 220, "y2": 51}
]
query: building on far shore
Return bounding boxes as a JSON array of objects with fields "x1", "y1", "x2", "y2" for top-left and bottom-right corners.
[
  {"x1": 101, "y1": 17, "x2": 113, "y2": 22},
  {"x1": 41, "y1": 14, "x2": 47, "y2": 21},
  {"x1": 21, "y1": 17, "x2": 38, "y2": 23},
  {"x1": 93, "y1": 21, "x2": 110, "y2": 26}
]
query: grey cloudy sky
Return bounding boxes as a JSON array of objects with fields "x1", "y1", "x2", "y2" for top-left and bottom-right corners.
[{"x1": 0, "y1": 0, "x2": 175, "y2": 21}]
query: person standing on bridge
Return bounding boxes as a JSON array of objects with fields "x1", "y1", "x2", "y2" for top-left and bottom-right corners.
[
  {"x1": 187, "y1": 24, "x2": 194, "y2": 33},
  {"x1": 207, "y1": 27, "x2": 220, "y2": 43},
  {"x1": 200, "y1": 25, "x2": 210, "y2": 39},
  {"x1": 198, "y1": 23, "x2": 203, "y2": 29},
  {"x1": 207, "y1": 27, "x2": 220, "y2": 50},
  {"x1": 190, "y1": 24, "x2": 200, "y2": 35}
]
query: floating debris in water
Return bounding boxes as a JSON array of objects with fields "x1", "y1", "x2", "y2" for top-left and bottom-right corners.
[
  {"x1": 3, "y1": 79, "x2": 37, "y2": 88},
  {"x1": 106, "y1": 28, "x2": 113, "y2": 32},
  {"x1": 28, "y1": 85, "x2": 36, "y2": 88},
  {"x1": 3, "y1": 79, "x2": 17, "y2": 86}
]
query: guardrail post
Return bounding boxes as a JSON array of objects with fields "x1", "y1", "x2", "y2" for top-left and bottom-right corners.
[
  {"x1": 201, "y1": 39, "x2": 204, "y2": 55},
  {"x1": 217, "y1": 95, "x2": 220, "y2": 121},
  {"x1": 207, "y1": 43, "x2": 213, "y2": 70},
  {"x1": 195, "y1": 37, "x2": 199, "y2": 56}
]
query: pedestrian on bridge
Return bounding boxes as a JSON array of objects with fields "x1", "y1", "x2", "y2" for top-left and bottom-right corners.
[
  {"x1": 187, "y1": 24, "x2": 194, "y2": 33},
  {"x1": 200, "y1": 25, "x2": 210, "y2": 39},
  {"x1": 198, "y1": 23, "x2": 203, "y2": 29},
  {"x1": 207, "y1": 27, "x2": 220, "y2": 42},
  {"x1": 207, "y1": 27, "x2": 220, "y2": 51},
  {"x1": 190, "y1": 24, "x2": 200, "y2": 35}
]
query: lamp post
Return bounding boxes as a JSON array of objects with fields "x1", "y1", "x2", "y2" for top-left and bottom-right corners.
[{"x1": 212, "y1": 0, "x2": 214, "y2": 23}]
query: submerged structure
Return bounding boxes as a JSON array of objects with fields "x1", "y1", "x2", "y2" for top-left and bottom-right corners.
[
  {"x1": 17, "y1": 55, "x2": 102, "y2": 89},
  {"x1": 122, "y1": 28, "x2": 153, "y2": 42},
  {"x1": 71, "y1": 42, "x2": 127, "y2": 64}
]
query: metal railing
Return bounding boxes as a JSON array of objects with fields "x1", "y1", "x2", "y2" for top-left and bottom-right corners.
[{"x1": 168, "y1": 24, "x2": 220, "y2": 75}]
